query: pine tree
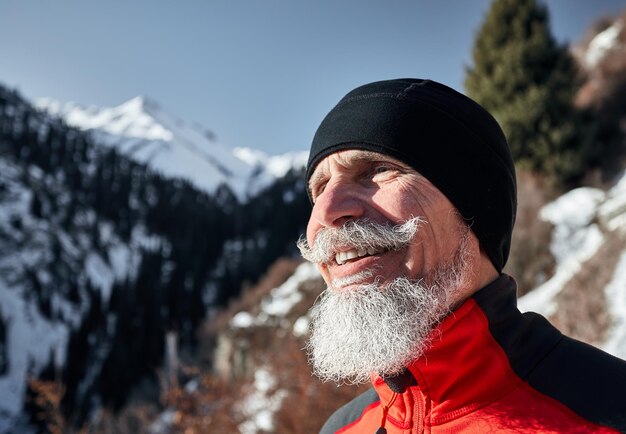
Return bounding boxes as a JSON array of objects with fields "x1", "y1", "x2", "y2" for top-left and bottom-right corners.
[{"x1": 465, "y1": 0, "x2": 590, "y2": 186}]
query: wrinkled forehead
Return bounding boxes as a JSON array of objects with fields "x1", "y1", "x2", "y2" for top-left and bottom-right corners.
[{"x1": 307, "y1": 149, "x2": 414, "y2": 191}]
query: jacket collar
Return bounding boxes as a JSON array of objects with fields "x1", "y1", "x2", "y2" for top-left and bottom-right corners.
[{"x1": 371, "y1": 274, "x2": 551, "y2": 426}]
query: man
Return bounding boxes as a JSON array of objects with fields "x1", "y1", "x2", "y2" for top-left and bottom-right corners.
[{"x1": 298, "y1": 79, "x2": 626, "y2": 433}]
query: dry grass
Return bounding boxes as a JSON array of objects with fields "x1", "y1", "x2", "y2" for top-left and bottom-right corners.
[
  {"x1": 550, "y1": 230, "x2": 626, "y2": 345},
  {"x1": 27, "y1": 378, "x2": 71, "y2": 434}
]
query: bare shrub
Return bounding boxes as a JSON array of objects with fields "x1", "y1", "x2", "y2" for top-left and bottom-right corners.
[
  {"x1": 27, "y1": 378, "x2": 73, "y2": 434},
  {"x1": 272, "y1": 335, "x2": 369, "y2": 434},
  {"x1": 156, "y1": 371, "x2": 242, "y2": 433}
]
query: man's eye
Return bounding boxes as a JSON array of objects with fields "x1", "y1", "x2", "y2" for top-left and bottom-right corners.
[
  {"x1": 371, "y1": 165, "x2": 396, "y2": 176},
  {"x1": 311, "y1": 183, "x2": 326, "y2": 202}
]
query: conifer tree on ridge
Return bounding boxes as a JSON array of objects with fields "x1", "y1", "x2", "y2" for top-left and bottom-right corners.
[{"x1": 465, "y1": 0, "x2": 591, "y2": 186}]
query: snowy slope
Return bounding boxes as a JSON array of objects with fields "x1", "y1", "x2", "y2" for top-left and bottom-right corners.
[
  {"x1": 518, "y1": 171, "x2": 626, "y2": 359},
  {"x1": 35, "y1": 97, "x2": 307, "y2": 199},
  {"x1": 233, "y1": 147, "x2": 309, "y2": 196},
  {"x1": 0, "y1": 157, "x2": 165, "y2": 432}
]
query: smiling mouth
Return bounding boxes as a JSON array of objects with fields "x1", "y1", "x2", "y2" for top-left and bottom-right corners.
[{"x1": 334, "y1": 247, "x2": 387, "y2": 265}]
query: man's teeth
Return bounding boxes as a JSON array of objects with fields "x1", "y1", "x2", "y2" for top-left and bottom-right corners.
[{"x1": 335, "y1": 248, "x2": 383, "y2": 265}]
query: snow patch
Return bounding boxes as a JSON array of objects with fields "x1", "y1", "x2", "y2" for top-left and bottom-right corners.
[
  {"x1": 585, "y1": 20, "x2": 623, "y2": 67},
  {"x1": 539, "y1": 187, "x2": 605, "y2": 263},
  {"x1": 292, "y1": 316, "x2": 310, "y2": 337},
  {"x1": 233, "y1": 147, "x2": 308, "y2": 178},
  {"x1": 0, "y1": 281, "x2": 68, "y2": 422},
  {"x1": 238, "y1": 368, "x2": 287, "y2": 434},
  {"x1": 86, "y1": 253, "x2": 115, "y2": 300},
  {"x1": 230, "y1": 263, "x2": 320, "y2": 329},
  {"x1": 231, "y1": 311, "x2": 255, "y2": 328},
  {"x1": 518, "y1": 187, "x2": 606, "y2": 315},
  {"x1": 599, "y1": 171, "x2": 626, "y2": 233}
]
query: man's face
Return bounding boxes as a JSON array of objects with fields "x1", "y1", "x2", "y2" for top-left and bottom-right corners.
[
  {"x1": 301, "y1": 149, "x2": 482, "y2": 383},
  {"x1": 306, "y1": 149, "x2": 469, "y2": 291}
]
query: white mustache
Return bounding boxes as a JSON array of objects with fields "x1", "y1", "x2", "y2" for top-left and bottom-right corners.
[{"x1": 297, "y1": 217, "x2": 423, "y2": 265}]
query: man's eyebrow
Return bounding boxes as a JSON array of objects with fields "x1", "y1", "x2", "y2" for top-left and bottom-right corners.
[{"x1": 308, "y1": 151, "x2": 409, "y2": 192}]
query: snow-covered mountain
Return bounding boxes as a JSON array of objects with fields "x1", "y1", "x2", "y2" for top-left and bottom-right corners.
[
  {"x1": 0, "y1": 84, "x2": 313, "y2": 433},
  {"x1": 35, "y1": 96, "x2": 308, "y2": 199}
]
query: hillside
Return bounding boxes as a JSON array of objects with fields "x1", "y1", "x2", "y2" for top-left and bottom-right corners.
[
  {"x1": 518, "y1": 172, "x2": 626, "y2": 356},
  {"x1": 0, "y1": 85, "x2": 311, "y2": 432}
]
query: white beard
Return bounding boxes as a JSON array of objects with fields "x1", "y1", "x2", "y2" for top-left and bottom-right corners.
[{"x1": 306, "y1": 234, "x2": 472, "y2": 385}]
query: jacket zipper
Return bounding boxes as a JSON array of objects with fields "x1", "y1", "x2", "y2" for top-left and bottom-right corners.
[{"x1": 413, "y1": 387, "x2": 425, "y2": 434}]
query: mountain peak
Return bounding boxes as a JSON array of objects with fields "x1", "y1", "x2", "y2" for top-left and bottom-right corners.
[
  {"x1": 35, "y1": 95, "x2": 307, "y2": 199},
  {"x1": 118, "y1": 95, "x2": 161, "y2": 115}
]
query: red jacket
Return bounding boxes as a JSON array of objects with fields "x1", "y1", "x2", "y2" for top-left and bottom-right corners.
[{"x1": 320, "y1": 275, "x2": 626, "y2": 433}]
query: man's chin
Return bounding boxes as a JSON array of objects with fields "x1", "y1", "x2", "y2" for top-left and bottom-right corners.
[
  {"x1": 309, "y1": 337, "x2": 426, "y2": 385},
  {"x1": 310, "y1": 349, "x2": 417, "y2": 385},
  {"x1": 307, "y1": 277, "x2": 445, "y2": 385}
]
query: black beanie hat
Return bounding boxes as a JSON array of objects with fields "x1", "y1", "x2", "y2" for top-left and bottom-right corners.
[{"x1": 306, "y1": 78, "x2": 517, "y2": 272}]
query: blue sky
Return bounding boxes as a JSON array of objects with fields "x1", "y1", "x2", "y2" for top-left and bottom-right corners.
[{"x1": 1, "y1": 0, "x2": 624, "y2": 154}]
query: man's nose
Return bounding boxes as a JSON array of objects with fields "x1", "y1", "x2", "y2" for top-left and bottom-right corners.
[{"x1": 310, "y1": 180, "x2": 365, "y2": 228}]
